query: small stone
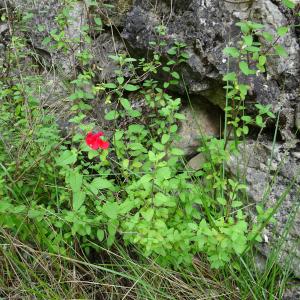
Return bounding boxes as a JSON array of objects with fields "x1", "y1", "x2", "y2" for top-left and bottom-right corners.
[
  {"x1": 187, "y1": 153, "x2": 206, "y2": 170},
  {"x1": 292, "y1": 152, "x2": 300, "y2": 159},
  {"x1": 175, "y1": 100, "x2": 222, "y2": 156}
]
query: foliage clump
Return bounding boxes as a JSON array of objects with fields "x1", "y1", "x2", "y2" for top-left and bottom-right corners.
[{"x1": 0, "y1": 0, "x2": 296, "y2": 271}]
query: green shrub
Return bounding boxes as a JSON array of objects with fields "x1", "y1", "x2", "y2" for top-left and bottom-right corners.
[{"x1": 0, "y1": 1, "x2": 295, "y2": 270}]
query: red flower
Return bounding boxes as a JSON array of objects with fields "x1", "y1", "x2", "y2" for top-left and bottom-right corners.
[{"x1": 85, "y1": 132, "x2": 109, "y2": 150}]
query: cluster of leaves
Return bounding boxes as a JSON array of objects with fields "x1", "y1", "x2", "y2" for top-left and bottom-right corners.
[
  {"x1": 222, "y1": 19, "x2": 290, "y2": 139},
  {"x1": 0, "y1": 0, "x2": 294, "y2": 269}
]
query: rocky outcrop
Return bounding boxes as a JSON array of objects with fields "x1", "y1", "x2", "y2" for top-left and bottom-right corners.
[
  {"x1": 227, "y1": 140, "x2": 300, "y2": 277},
  {"x1": 121, "y1": 0, "x2": 300, "y2": 142}
]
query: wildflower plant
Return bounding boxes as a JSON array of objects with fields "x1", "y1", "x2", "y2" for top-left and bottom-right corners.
[{"x1": 0, "y1": 0, "x2": 296, "y2": 271}]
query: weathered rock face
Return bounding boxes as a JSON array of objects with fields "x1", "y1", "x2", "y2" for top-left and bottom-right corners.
[
  {"x1": 283, "y1": 284, "x2": 300, "y2": 300},
  {"x1": 122, "y1": 0, "x2": 300, "y2": 141},
  {"x1": 227, "y1": 140, "x2": 300, "y2": 277}
]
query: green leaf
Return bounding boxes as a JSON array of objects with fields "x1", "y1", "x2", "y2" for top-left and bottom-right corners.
[
  {"x1": 274, "y1": 45, "x2": 288, "y2": 57},
  {"x1": 129, "y1": 143, "x2": 147, "y2": 151},
  {"x1": 154, "y1": 193, "x2": 169, "y2": 207},
  {"x1": 162, "y1": 66, "x2": 170, "y2": 73},
  {"x1": 232, "y1": 239, "x2": 246, "y2": 254},
  {"x1": 88, "y1": 149, "x2": 99, "y2": 159},
  {"x1": 171, "y1": 71, "x2": 180, "y2": 80},
  {"x1": 236, "y1": 22, "x2": 250, "y2": 34},
  {"x1": 124, "y1": 84, "x2": 139, "y2": 91},
  {"x1": 167, "y1": 60, "x2": 176, "y2": 66},
  {"x1": 267, "y1": 111, "x2": 275, "y2": 118},
  {"x1": 256, "y1": 115, "x2": 264, "y2": 127},
  {"x1": 103, "y1": 83, "x2": 117, "y2": 89},
  {"x1": 174, "y1": 113, "x2": 185, "y2": 120},
  {"x1": 180, "y1": 52, "x2": 190, "y2": 59},
  {"x1": 117, "y1": 77, "x2": 124, "y2": 85},
  {"x1": 277, "y1": 26, "x2": 289, "y2": 37},
  {"x1": 262, "y1": 31, "x2": 274, "y2": 42},
  {"x1": 139, "y1": 174, "x2": 153, "y2": 186},
  {"x1": 243, "y1": 35, "x2": 253, "y2": 46},
  {"x1": 97, "y1": 229, "x2": 105, "y2": 242},
  {"x1": 153, "y1": 142, "x2": 165, "y2": 151},
  {"x1": 114, "y1": 130, "x2": 124, "y2": 141},
  {"x1": 232, "y1": 201, "x2": 243, "y2": 208},
  {"x1": 217, "y1": 197, "x2": 227, "y2": 205},
  {"x1": 239, "y1": 84, "x2": 250, "y2": 97},
  {"x1": 171, "y1": 148, "x2": 184, "y2": 156},
  {"x1": 156, "y1": 152, "x2": 166, "y2": 161},
  {"x1": 69, "y1": 171, "x2": 83, "y2": 193},
  {"x1": 0, "y1": 200, "x2": 12, "y2": 212},
  {"x1": 73, "y1": 191, "x2": 86, "y2": 211},
  {"x1": 161, "y1": 134, "x2": 170, "y2": 144},
  {"x1": 105, "y1": 110, "x2": 119, "y2": 120},
  {"x1": 241, "y1": 116, "x2": 252, "y2": 123},
  {"x1": 156, "y1": 167, "x2": 171, "y2": 180},
  {"x1": 120, "y1": 98, "x2": 131, "y2": 110},
  {"x1": 141, "y1": 208, "x2": 154, "y2": 221},
  {"x1": 28, "y1": 209, "x2": 44, "y2": 219},
  {"x1": 170, "y1": 124, "x2": 178, "y2": 133},
  {"x1": 239, "y1": 61, "x2": 254, "y2": 75},
  {"x1": 90, "y1": 178, "x2": 115, "y2": 193},
  {"x1": 103, "y1": 202, "x2": 119, "y2": 219},
  {"x1": 128, "y1": 124, "x2": 145, "y2": 133},
  {"x1": 223, "y1": 72, "x2": 237, "y2": 82},
  {"x1": 128, "y1": 110, "x2": 141, "y2": 118},
  {"x1": 236, "y1": 127, "x2": 243, "y2": 137},
  {"x1": 94, "y1": 17, "x2": 102, "y2": 26},
  {"x1": 223, "y1": 47, "x2": 240, "y2": 58},
  {"x1": 107, "y1": 220, "x2": 118, "y2": 247},
  {"x1": 124, "y1": 58, "x2": 137, "y2": 63},
  {"x1": 56, "y1": 150, "x2": 77, "y2": 166},
  {"x1": 282, "y1": 0, "x2": 296, "y2": 9},
  {"x1": 245, "y1": 46, "x2": 260, "y2": 52},
  {"x1": 249, "y1": 22, "x2": 264, "y2": 30},
  {"x1": 258, "y1": 55, "x2": 267, "y2": 66},
  {"x1": 148, "y1": 151, "x2": 156, "y2": 162},
  {"x1": 167, "y1": 47, "x2": 177, "y2": 55},
  {"x1": 42, "y1": 36, "x2": 51, "y2": 45},
  {"x1": 242, "y1": 126, "x2": 249, "y2": 135}
]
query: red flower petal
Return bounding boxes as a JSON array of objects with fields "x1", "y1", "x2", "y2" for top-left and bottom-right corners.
[
  {"x1": 85, "y1": 132, "x2": 109, "y2": 150},
  {"x1": 85, "y1": 132, "x2": 93, "y2": 143},
  {"x1": 85, "y1": 133, "x2": 97, "y2": 149},
  {"x1": 98, "y1": 139, "x2": 109, "y2": 150},
  {"x1": 94, "y1": 132, "x2": 104, "y2": 138}
]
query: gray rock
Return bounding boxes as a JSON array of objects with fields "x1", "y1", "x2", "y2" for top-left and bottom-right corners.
[
  {"x1": 251, "y1": 0, "x2": 300, "y2": 80},
  {"x1": 175, "y1": 98, "x2": 222, "y2": 156},
  {"x1": 9, "y1": 0, "x2": 63, "y2": 50},
  {"x1": 0, "y1": 23, "x2": 8, "y2": 34},
  {"x1": 283, "y1": 283, "x2": 300, "y2": 300},
  {"x1": 187, "y1": 153, "x2": 206, "y2": 170},
  {"x1": 122, "y1": 0, "x2": 300, "y2": 138},
  {"x1": 227, "y1": 140, "x2": 300, "y2": 277},
  {"x1": 90, "y1": 32, "x2": 126, "y2": 82},
  {"x1": 101, "y1": 0, "x2": 135, "y2": 27}
]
